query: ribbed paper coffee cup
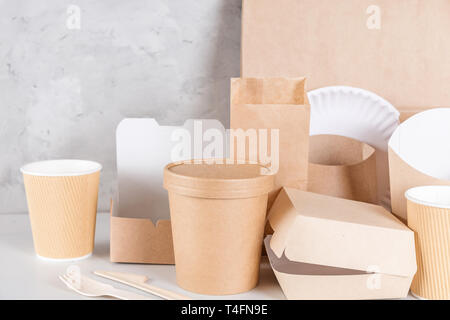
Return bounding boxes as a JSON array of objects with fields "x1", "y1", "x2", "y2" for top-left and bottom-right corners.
[
  {"x1": 406, "y1": 186, "x2": 450, "y2": 300},
  {"x1": 21, "y1": 160, "x2": 101, "y2": 260}
]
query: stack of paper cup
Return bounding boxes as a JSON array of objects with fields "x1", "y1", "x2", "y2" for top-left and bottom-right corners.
[
  {"x1": 406, "y1": 186, "x2": 450, "y2": 300},
  {"x1": 21, "y1": 160, "x2": 101, "y2": 261}
]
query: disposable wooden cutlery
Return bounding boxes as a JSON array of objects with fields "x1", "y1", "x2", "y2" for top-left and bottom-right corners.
[
  {"x1": 59, "y1": 273, "x2": 152, "y2": 300},
  {"x1": 94, "y1": 270, "x2": 191, "y2": 300}
]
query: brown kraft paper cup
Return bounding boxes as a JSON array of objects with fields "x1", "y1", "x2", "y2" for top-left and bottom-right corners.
[
  {"x1": 164, "y1": 160, "x2": 274, "y2": 295},
  {"x1": 406, "y1": 186, "x2": 450, "y2": 300},
  {"x1": 21, "y1": 160, "x2": 101, "y2": 260}
]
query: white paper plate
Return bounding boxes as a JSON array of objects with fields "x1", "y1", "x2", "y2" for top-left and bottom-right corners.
[
  {"x1": 389, "y1": 108, "x2": 450, "y2": 181},
  {"x1": 308, "y1": 86, "x2": 400, "y2": 209}
]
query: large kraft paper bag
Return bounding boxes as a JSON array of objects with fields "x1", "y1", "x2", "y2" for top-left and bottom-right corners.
[
  {"x1": 241, "y1": 0, "x2": 450, "y2": 117},
  {"x1": 230, "y1": 77, "x2": 310, "y2": 210}
]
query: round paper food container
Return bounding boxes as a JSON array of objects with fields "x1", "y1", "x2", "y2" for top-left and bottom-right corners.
[
  {"x1": 405, "y1": 186, "x2": 450, "y2": 300},
  {"x1": 21, "y1": 159, "x2": 102, "y2": 261},
  {"x1": 164, "y1": 159, "x2": 274, "y2": 295}
]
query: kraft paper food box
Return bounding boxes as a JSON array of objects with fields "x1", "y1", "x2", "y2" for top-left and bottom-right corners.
[{"x1": 265, "y1": 187, "x2": 417, "y2": 300}]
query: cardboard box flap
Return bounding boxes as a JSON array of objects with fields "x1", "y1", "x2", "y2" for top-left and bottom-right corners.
[
  {"x1": 268, "y1": 188, "x2": 416, "y2": 277},
  {"x1": 264, "y1": 236, "x2": 413, "y2": 300},
  {"x1": 110, "y1": 198, "x2": 174, "y2": 264},
  {"x1": 265, "y1": 237, "x2": 368, "y2": 276},
  {"x1": 388, "y1": 108, "x2": 450, "y2": 221}
]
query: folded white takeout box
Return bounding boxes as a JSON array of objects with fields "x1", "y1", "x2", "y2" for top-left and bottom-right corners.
[
  {"x1": 265, "y1": 188, "x2": 417, "y2": 300},
  {"x1": 389, "y1": 108, "x2": 450, "y2": 222},
  {"x1": 111, "y1": 118, "x2": 227, "y2": 264}
]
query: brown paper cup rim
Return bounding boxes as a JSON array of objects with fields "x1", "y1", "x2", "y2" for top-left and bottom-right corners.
[
  {"x1": 163, "y1": 159, "x2": 274, "y2": 199},
  {"x1": 405, "y1": 186, "x2": 450, "y2": 209},
  {"x1": 21, "y1": 159, "x2": 102, "y2": 177}
]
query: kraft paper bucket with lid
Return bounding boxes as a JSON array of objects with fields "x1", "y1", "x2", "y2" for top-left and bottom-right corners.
[
  {"x1": 163, "y1": 160, "x2": 274, "y2": 295},
  {"x1": 21, "y1": 159, "x2": 101, "y2": 261},
  {"x1": 406, "y1": 186, "x2": 450, "y2": 300}
]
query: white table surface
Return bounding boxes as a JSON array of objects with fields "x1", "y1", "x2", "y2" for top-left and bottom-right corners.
[
  {"x1": 0, "y1": 213, "x2": 285, "y2": 300},
  {"x1": 0, "y1": 213, "x2": 415, "y2": 300}
]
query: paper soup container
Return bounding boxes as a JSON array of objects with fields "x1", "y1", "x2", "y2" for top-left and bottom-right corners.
[
  {"x1": 406, "y1": 186, "x2": 450, "y2": 300},
  {"x1": 21, "y1": 160, "x2": 101, "y2": 260},
  {"x1": 308, "y1": 134, "x2": 377, "y2": 204},
  {"x1": 163, "y1": 160, "x2": 274, "y2": 295}
]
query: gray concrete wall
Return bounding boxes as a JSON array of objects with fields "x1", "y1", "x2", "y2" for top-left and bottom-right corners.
[{"x1": 0, "y1": 0, "x2": 241, "y2": 213}]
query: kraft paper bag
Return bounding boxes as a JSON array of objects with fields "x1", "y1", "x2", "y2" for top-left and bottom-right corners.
[
  {"x1": 241, "y1": 0, "x2": 450, "y2": 118},
  {"x1": 308, "y1": 135, "x2": 377, "y2": 204},
  {"x1": 230, "y1": 77, "x2": 310, "y2": 210}
]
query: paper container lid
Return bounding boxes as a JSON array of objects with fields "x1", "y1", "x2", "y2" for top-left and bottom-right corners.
[
  {"x1": 163, "y1": 160, "x2": 274, "y2": 199},
  {"x1": 268, "y1": 188, "x2": 417, "y2": 277}
]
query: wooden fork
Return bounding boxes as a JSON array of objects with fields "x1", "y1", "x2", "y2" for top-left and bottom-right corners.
[{"x1": 59, "y1": 273, "x2": 152, "y2": 300}]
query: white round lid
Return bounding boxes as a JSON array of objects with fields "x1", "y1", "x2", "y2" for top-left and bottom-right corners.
[
  {"x1": 405, "y1": 186, "x2": 450, "y2": 209},
  {"x1": 20, "y1": 159, "x2": 102, "y2": 177}
]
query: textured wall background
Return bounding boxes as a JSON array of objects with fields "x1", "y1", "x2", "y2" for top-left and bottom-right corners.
[{"x1": 0, "y1": 0, "x2": 241, "y2": 213}]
